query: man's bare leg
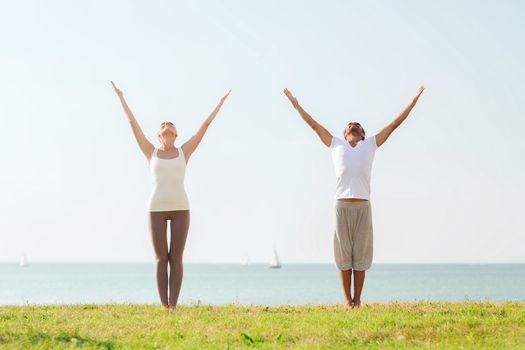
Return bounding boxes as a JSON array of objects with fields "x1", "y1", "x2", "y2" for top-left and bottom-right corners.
[
  {"x1": 353, "y1": 270, "x2": 365, "y2": 308},
  {"x1": 339, "y1": 269, "x2": 352, "y2": 308}
]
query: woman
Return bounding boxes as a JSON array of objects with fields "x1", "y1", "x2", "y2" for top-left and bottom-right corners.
[{"x1": 111, "y1": 81, "x2": 231, "y2": 310}]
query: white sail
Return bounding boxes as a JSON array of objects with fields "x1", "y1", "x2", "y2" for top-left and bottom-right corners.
[
  {"x1": 241, "y1": 254, "x2": 249, "y2": 266},
  {"x1": 269, "y1": 248, "x2": 281, "y2": 268},
  {"x1": 20, "y1": 253, "x2": 28, "y2": 267}
]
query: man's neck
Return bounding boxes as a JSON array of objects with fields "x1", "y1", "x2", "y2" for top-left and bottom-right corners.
[{"x1": 345, "y1": 136, "x2": 362, "y2": 147}]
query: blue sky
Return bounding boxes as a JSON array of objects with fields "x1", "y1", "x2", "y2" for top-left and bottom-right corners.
[{"x1": 0, "y1": 0, "x2": 524, "y2": 263}]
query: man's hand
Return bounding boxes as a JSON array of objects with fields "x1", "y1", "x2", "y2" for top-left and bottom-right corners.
[{"x1": 283, "y1": 88, "x2": 299, "y2": 108}]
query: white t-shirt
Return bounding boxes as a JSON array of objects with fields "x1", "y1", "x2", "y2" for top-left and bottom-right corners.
[{"x1": 330, "y1": 135, "x2": 378, "y2": 200}]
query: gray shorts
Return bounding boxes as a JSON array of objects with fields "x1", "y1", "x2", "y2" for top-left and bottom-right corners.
[{"x1": 333, "y1": 201, "x2": 373, "y2": 271}]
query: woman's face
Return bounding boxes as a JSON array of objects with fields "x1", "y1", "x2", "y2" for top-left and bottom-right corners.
[{"x1": 158, "y1": 122, "x2": 178, "y2": 138}]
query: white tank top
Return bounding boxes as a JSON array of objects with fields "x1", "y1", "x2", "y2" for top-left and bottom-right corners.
[{"x1": 147, "y1": 147, "x2": 190, "y2": 211}]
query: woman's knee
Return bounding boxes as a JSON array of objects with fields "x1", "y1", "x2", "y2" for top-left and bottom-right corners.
[
  {"x1": 168, "y1": 252, "x2": 183, "y2": 266},
  {"x1": 155, "y1": 254, "x2": 169, "y2": 266}
]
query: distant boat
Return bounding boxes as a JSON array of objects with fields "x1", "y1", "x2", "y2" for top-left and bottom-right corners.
[
  {"x1": 20, "y1": 254, "x2": 28, "y2": 267},
  {"x1": 269, "y1": 248, "x2": 282, "y2": 269},
  {"x1": 241, "y1": 254, "x2": 249, "y2": 266}
]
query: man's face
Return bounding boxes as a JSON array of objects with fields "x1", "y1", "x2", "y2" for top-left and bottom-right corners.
[{"x1": 344, "y1": 122, "x2": 365, "y2": 140}]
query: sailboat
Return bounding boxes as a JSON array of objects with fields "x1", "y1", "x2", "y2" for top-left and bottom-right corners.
[
  {"x1": 269, "y1": 248, "x2": 282, "y2": 269},
  {"x1": 241, "y1": 254, "x2": 249, "y2": 266},
  {"x1": 20, "y1": 253, "x2": 28, "y2": 267}
]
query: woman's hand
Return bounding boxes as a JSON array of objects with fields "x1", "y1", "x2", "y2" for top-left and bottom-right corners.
[
  {"x1": 110, "y1": 81, "x2": 124, "y2": 98},
  {"x1": 182, "y1": 90, "x2": 232, "y2": 162},
  {"x1": 414, "y1": 86, "x2": 425, "y2": 99},
  {"x1": 219, "y1": 90, "x2": 232, "y2": 105},
  {"x1": 111, "y1": 80, "x2": 154, "y2": 160},
  {"x1": 204, "y1": 89, "x2": 231, "y2": 126}
]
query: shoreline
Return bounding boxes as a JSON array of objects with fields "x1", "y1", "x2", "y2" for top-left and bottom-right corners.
[{"x1": 2, "y1": 300, "x2": 525, "y2": 307}]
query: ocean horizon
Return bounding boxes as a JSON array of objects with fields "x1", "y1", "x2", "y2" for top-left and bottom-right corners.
[{"x1": 2, "y1": 263, "x2": 524, "y2": 306}]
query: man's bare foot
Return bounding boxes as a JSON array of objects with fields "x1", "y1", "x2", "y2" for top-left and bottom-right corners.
[
  {"x1": 168, "y1": 305, "x2": 177, "y2": 312},
  {"x1": 161, "y1": 303, "x2": 170, "y2": 310},
  {"x1": 352, "y1": 299, "x2": 361, "y2": 308},
  {"x1": 343, "y1": 299, "x2": 352, "y2": 309}
]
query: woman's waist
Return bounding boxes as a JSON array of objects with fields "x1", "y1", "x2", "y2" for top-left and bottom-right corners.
[{"x1": 150, "y1": 186, "x2": 188, "y2": 196}]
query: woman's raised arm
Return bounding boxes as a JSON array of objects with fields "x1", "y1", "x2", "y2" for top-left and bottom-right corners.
[
  {"x1": 111, "y1": 81, "x2": 154, "y2": 160},
  {"x1": 181, "y1": 90, "x2": 231, "y2": 162}
]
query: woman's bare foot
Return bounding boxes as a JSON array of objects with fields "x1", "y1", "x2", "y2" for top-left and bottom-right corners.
[
  {"x1": 168, "y1": 305, "x2": 177, "y2": 312},
  {"x1": 352, "y1": 299, "x2": 361, "y2": 308},
  {"x1": 343, "y1": 299, "x2": 352, "y2": 309},
  {"x1": 161, "y1": 303, "x2": 170, "y2": 310}
]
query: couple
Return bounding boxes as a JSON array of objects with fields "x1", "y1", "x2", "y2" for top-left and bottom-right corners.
[{"x1": 111, "y1": 81, "x2": 425, "y2": 310}]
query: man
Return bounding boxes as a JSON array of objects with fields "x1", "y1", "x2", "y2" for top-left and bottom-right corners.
[{"x1": 284, "y1": 86, "x2": 425, "y2": 308}]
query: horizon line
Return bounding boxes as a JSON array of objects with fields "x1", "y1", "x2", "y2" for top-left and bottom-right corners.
[{"x1": 2, "y1": 261, "x2": 525, "y2": 265}]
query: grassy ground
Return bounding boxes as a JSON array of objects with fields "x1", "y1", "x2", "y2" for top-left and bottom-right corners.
[{"x1": 1, "y1": 302, "x2": 524, "y2": 349}]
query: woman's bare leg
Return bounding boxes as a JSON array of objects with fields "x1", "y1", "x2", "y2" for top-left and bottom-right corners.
[
  {"x1": 168, "y1": 210, "x2": 190, "y2": 308},
  {"x1": 149, "y1": 212, "x2": 169, "y2": 306}
]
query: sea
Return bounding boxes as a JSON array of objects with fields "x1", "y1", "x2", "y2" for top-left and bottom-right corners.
[{"x1": 1, "y1": 263, "x2": 524, "y2": 306}]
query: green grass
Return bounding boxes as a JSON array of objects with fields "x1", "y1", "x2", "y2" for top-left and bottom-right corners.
[{"x1": 1, "y1": 302, "x2": 524, "y2": 349}]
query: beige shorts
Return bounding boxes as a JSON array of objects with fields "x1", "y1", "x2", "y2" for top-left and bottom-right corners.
[{"x1": 333, "y1": 200, "x2": 373, "y2": 271}]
